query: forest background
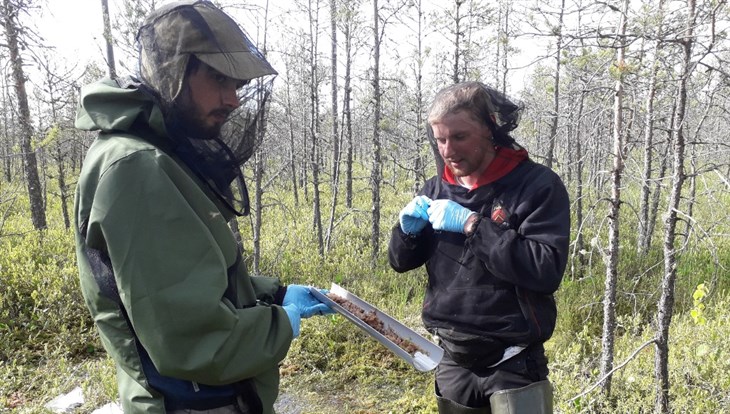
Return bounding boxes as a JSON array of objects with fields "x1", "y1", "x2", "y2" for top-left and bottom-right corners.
[{"x1": 1, "y1": 0, "x2": 729, "y2": 413}]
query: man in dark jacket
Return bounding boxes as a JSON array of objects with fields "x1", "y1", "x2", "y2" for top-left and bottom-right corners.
[
  {"x1": 74, "y1": 2, "x2": 332, "y2": 413},
  {"x1": 388, "y1": 82, "x2": 570, "y2": 414}
]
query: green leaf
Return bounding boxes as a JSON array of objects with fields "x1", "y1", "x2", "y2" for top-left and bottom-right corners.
[{"x1": 696, "y1": 344, "x2": 710, "y2": 357}]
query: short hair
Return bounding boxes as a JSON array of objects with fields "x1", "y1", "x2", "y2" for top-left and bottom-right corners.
[{"x1": 427, "y1": 81, "x2": 523, "y2": 147}]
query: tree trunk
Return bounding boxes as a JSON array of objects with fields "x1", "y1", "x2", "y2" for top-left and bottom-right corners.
[
  {"x1": 599, "y1": 0, "x2": 629, "y2": 395},
  {"x1": 545, "y1": 0, "x2": 564, "y2": 170},
  {"x1": 683, "y1": 149, "x2": 696, "y2": 246},
  {"x1": 229, "y1": 175, "x2": 245, "y2": 252},
  {"x1": 682, "y1": 95, "x2": 713, "y2": 247},
  {"x1": 3, "y1": 0, "x2": 46, "y2": 230},
  {"x1": 101, "y1": 0, "x2": 117, "y2": 78},
  {"x1": 344, "y1": 13, "x2": 353, "y2": 209},
  {"x1": 284, "y1": 77, "x2": 299, "y2": 205},
  {"x1": 452, "y1": 0, "x2": 464, "y2": 83},
  {"x1": 308, "y1": 0, "x2": 324, "y2": 257},
  {"x1": 656, "y1": 0, "x2": 694, "y2": 411},
  {"x1": 638, "y1": 0, "x2": 667, "y2": 255},
  {"x1": 647, "y1": 138, "x2": 670, "y2": 247},
  {"x1": 2, "y1": 76, "x2": 12, "y2": 183},
  {"x1": 412, "y1": 0, "x2": 426, "y2": 193},
  {"x1": 249, "y1": 0, "x2": 272, "y2": 272},
  {"x1": 370, "y1": 0, "x2": 382, "y2": 266},
  {"x1": 500, "y1": 2, "x2": 510, "y2": 94},
  {"x1": 325, "y1": 0, "x2": 340, "y2": 253},
  {"x1": 571, "y1": 90, "x2": 586, "y2": 279},
  {"x1": 252, "y1": 150, "x2": 264, "y2": 274}
]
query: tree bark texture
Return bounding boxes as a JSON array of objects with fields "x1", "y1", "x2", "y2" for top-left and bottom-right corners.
[
  {"x1": 655, "y1": 0, "x2": 694, "y2": 411},
  {"x1": 308, "y1": 0, "x2": 324, "y2": 257},
  {"x1": 343, "y1": 9, "x2": 353, "y2": 209},
  {"x1": 545, "y1": 0, "x2": 565, "y2": 170},
  {"x1": 600, "y1": 0, "x2": 629, "y2": 395},
  {"x1": 570, "y1": 90, "x2": 586, "y2": 279},
  {"x1": 2, "y1": 0, "x2": 46, "y2": 230},
  {"x1": 412, "y1": 0, "x2": 426, "y2": 194},
  {"x1": 637, "y1": 6, "x2": 664, "y2": 254},
  {"x1": 370, "y1": 0, "x2": 382, "y2": 265},
  {"x1": 452, "y1": 0, "x2": 464, "y2": 84},
  {"x1": 325, "y1": 0, "x2": 340, "y2": 253}
]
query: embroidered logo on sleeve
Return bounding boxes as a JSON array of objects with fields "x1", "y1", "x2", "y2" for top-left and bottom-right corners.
[{"x1": 491, "y1": 202, "x2": 510, "y2": 228}]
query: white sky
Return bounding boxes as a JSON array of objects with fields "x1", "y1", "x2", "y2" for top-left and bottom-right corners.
[
  {"x1": 35, "y1": 0, "x2": 545, "y2": 96},
  {"x1": 41, "y1": 0, "x2": 107, "y2": 69}
]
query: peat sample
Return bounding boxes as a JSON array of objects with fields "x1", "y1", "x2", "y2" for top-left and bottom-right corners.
[{"x1": 327, "y1": 292, "x2": 421, "y2": 355}]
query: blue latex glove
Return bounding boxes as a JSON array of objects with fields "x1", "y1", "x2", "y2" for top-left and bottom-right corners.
[
  {"x1": 427, "y1": 199, "x2": 476, "y2": 234},
  {"x1": 399, "y1": 195, "x2": 433, "y2": 234},
  {"x1": 283, "y1": 284, "x2": 335, "y2": 319},
  {"x1": 282, "y1": 304, "x2": 301, "y2": 338}
]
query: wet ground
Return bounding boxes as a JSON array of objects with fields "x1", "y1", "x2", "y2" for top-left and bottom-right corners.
[{"x1": 274, "y1": 392, "x2": 307, "y2": 414}]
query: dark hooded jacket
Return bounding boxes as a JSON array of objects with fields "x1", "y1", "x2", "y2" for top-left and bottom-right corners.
[{"x1": 388, "y1": 159, "x2": 569, "y2": 367}]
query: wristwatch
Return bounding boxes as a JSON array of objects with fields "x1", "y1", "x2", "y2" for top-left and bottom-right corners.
[{"x1": 464, "y1": 213, "x2": 482, "y2": 236}]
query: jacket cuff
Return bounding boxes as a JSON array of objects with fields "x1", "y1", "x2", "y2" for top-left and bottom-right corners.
[
  {"x1": 395, "y1": 223, "x2": 423, "y2": 242},
  {"x1": 273, "y1": 286, "x2": 287, "y2": 305}
]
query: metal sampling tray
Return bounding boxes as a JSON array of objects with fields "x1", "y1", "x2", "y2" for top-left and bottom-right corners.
[{"x1": 310, "y1": 283, "x2": 443, "y2": 372}]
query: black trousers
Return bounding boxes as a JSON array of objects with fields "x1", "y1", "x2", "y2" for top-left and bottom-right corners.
[{"x1": 435, "y1": 344, "x2": 549, "y2": 408}]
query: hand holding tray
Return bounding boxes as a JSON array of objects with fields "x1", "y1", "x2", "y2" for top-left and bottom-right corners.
[{"x1": 310, "y1": 283, "x2": 443, "y2": 372}]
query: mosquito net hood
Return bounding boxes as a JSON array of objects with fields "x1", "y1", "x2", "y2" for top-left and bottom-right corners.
[
  {"x1": 427, "y1": 81, "x2": 522, "y2": 148},
  {"x1": 135, "y1": 0, "x2": 277, "y2": 216}
]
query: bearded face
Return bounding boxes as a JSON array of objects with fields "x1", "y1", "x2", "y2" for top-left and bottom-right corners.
[{"x1": 173, "y1": 61, "x2": 241, "y2": 140}]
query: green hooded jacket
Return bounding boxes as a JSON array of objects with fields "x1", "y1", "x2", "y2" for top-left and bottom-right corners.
[{"x1": 74, "y1": 78, "x2": 293, "y2": 413}]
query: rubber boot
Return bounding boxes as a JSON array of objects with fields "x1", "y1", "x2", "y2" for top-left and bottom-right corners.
[
  {"x1": 436, "y1": 395, "x2": 491, "y2": 414},
  {"x1": 489, "y1": 380, "x2": 553, "y2": 414}
]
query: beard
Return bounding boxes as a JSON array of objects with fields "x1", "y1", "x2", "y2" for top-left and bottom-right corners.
[{"x1": 175, "y1": 102, "x2": 224, "y2": 140}]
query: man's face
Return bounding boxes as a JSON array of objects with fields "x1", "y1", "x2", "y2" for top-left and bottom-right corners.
[
  {"x1": 175, "y1": 62, "x2": 242, "y2": 139},
  {"x1": 431, "y1": 110, "x2": 495, "y2": 183}
]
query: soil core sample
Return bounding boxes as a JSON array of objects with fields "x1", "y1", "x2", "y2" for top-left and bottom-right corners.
[{"x1": 327, "y1": 292, "x2": 421, "y2": 355}]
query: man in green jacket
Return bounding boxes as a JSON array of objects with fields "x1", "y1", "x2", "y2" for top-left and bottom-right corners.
[{"x1": 74, "y1": 1, "x2": 332, "y2": 413}]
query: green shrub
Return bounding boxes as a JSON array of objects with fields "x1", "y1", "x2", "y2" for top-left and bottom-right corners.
[{"x1": 2, "y1": 167, "x2": 729, "y2": 413}]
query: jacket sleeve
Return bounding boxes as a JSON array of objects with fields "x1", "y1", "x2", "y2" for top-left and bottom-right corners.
[
  {"x1": 466, "y1": 173, "x2": 570, "y2": 294},
  {"x1": 388, "y1": 180, "x2": 438, "y2": 272},
  {"x1": 250, "y1": 276, "x2": 286, "y2": 305},
  {"x1": 388, "y1": 224, "x2": 432, "y2": 272},
  {"x1": 84, "y1": 150, "x2": 292, "y2": 385}
]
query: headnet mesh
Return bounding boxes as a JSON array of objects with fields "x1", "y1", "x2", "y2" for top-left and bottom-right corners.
[{"x1": 135, "y1": 0, "x2": 276, "y2": 216}]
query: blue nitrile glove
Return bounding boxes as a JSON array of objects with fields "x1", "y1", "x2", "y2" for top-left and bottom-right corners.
[
  {"x1": 283, "y1": 284, "x2": 335, "y2": 319},
  {"x1": 399, "y1": 195, "x2": 433, "y2": 235},
  {"x1": 282, "y1": 304, "x2": 301, "y2": 338},
  {"x1": 427, "y1": 199, "x2": 476, "y2": 234},
  {"x1": 310, "y1": 289, "x2": 337, "y2": 317}
]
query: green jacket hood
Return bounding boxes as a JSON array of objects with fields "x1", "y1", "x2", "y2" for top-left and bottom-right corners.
[{"x1": 75, "y1": 77, "x2": 168, "y2": 137}]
